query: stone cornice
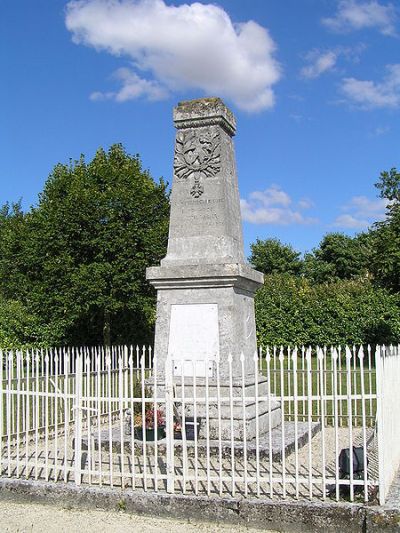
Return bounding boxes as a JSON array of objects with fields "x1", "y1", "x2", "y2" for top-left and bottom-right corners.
[
  {"x1": 174, "y1": 115, "x2": 236, "y2": 137},
  {"x1": 173, "y1": 97, "x2": 236, "y2": 137},
  {"x1": 146, "y1": 262, "x2": 264, "y2": 294}
]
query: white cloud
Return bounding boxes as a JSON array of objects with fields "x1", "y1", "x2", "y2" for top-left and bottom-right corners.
[
  {"x1": 241, "y1": 185, "x2": 317, "y2": 225},
  {"x1": 249, "y1": 185, "x2": 291, "y2": 207},
  {"x1": 298, "y1": 198, "x2": 314, "y2": 209},
  {"x1": 323, "y1": 0, "x2": 397, "y2": 36},
  {"x1": 300, "y1": 45, "x2": 365, "y2": 80},
  {"x1": 333, "y1": 214, "x2": 371, "y2": 229},
  {"x1": 300, "y1": 50, "x2": 338, "y2": 79},
  {"x1": 289, "y1": 113, "x2": 304, "y2": 122},
  {"x1": 334, "y1": 214, "x2": 369, "y2": 228},
  {"x1": 90, "y1": 68, "x2": 169, "y2": 102},
  {"x1": 344, "y1": 195, "x2": 388, "y2": 216},
  {"x1": 333, "y1": 195, "x2": 388, "y2": 228},
  {"x1": 373, "y1": 125, "x2": 390, "y2": 136},
  {"x1": 65, "y1": 0, "x2": 281, "y2": 112},
  {"x1": 341, "y1": 64, "x2": 400, "y2": 109}
]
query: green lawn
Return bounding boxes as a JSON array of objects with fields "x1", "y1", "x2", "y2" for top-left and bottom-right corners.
[{"x1": 265, "y1": 354, "x2": 376, "y2": 426}]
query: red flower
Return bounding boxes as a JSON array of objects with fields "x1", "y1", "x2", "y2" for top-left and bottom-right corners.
[{"x1": 144, "y1": 407, "x2": 164, "y2": 428}]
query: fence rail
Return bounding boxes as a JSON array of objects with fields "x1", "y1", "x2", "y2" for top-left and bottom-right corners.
[{"x1": 0, "y1": 344, "x2": 398, "y2": 505}]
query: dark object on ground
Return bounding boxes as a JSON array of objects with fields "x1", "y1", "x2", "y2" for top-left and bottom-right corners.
[
  {"x1": 339, "y1": 446, "x2": 367, "y2": 497},
  {"x1": 339, "y1": 446, "x2": 365, "y2": 475},
  {"x1": 327, "y1": 446, "x2": 368, "y2": 499}
]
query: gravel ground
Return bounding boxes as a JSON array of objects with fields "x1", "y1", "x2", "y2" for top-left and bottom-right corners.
[
  {"x1": 0, "y1": 499, "x2": 274, "y2": 533},
  {"x1": 5, "y1": 424, "x2": 378, "y2": 501}
]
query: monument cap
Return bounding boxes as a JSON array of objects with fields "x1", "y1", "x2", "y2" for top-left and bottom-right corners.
[{"x1": 173, "y1": 97, "x2": 236, "y2": 136}]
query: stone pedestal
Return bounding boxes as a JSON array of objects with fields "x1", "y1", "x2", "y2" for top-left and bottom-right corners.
[
  {"x1": 146, "y1": 97, "x2": 280, "y2": 439},
  {"x1": 147, "y1": 263, "x2": 263, "y2": 379}
]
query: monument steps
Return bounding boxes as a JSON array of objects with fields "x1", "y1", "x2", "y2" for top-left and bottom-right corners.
[{"x1": 82, "y1": 421, "x2": 321, "y2": 461}]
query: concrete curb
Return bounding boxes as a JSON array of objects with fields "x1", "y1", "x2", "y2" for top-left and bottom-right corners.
[{"x1": 0, "y1": 479, "x2": 399, "y2": 532}]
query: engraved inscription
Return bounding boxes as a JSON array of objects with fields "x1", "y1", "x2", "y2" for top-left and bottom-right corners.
[
  {"x1": 176, "y1": 197, "x2": 224, "y2": 228},
  {"x1": 174, "y1": 130, "x2": 221, "y2": 198},
  {"x1": 181, "y1": 206, "x2": 220, "y2": 224},
  {"x1": 180, "y1": 198, "x2": 224, "y2": 206}
]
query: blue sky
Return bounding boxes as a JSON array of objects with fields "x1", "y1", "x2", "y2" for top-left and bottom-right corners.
[{"x1": 1, "y1": 0, "x2": 399, "y2": 256}]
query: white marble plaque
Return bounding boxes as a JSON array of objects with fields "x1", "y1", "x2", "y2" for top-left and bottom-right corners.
[{"x1": 168, "y1": 303, "x2": 219, "y2": 377}]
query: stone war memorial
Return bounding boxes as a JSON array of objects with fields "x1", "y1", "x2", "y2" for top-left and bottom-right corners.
[{"x1": 147, "y1": 97, "x2": 281, "y2": 440}]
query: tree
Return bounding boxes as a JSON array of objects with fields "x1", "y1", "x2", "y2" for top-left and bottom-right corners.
[
  {"x1": 0, "y1": 201, "x2": 30, "y2": 300},
  {"x1": 301, "y1": 232, "x2": 371, "y2": 283},
  {"x1": 249, "y1": 238, "x2": 302, "y2": 275},
  {"x1": 0, "y1": 144, "x2": 170, "y2": 346},
  {"x1": 375, "y1": 167, "x2": 400, "y2": 203},
  {"x1": 369, "y1": 168, "x2": 400, "y2": 292},
  {"x1": 301, "y1": 252, "x2": 335, "y2": 284}
]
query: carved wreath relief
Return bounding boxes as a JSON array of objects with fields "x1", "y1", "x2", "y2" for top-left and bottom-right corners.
[{"x1": 173, "y1": 130, "x2": 221, "y2": 198}]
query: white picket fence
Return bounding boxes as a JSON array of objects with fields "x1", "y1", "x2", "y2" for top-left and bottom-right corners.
[{"x1": 0, "y1": 344, "x2": 398, "y2": 504}]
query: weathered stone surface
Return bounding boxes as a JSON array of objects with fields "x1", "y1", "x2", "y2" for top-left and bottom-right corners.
[
  {"x1": 160, "y1": 97, "x2": 242, "y2": 266},
  {"x1": 366, "y1": 509, "x2": 400, "y2": 532},
  {"x1": 1, "y1": 478, "x2": 398, "y2": 532}
]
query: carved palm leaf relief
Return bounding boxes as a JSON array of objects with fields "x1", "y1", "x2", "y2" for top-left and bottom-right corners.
[{"x1": 174, "y1": 130, "x2": 221, "y2": 198}]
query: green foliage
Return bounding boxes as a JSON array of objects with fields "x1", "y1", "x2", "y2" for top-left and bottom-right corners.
[
  {"x1": 0, "y1": 298, "x2": 42, "y2": 349},
  {"x1": 250, "y1": 233, "x2": 372, "y2": 284},
  {"x1": 0, "y1": 201, "x2": 31, "y2": 302},
  {"x1": 301, "y1": 253, "x2": 336, "y2": 284},
  {"x1": 302, "y1": 232, "x2": 372, "y2": 283},
  {"x1": 375, "y1": 167, "x2": 400, "y2": 203},
  {"x1": 0, "y1": 144, "x2": 170, "y2": 347},
  {"x1": 369, "y1": 167, "x2": 400, "y2": 292},
  {"x1": 255, "y1": 274, "x2": 400, "y2": 347},
  {"x1": 249, "y1": 238, "x2": 302, "y2": 275},
  {"x1": 370, "y1": 217, "x2": 400, "y2": 292}
]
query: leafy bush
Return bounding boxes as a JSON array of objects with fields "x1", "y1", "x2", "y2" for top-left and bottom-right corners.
[
  {"x1": 0, "y1": 298, "x2": 49, "y2": 349},
  {"x1": 255, "y1": 274, "x2": 400, "y2": 347}
]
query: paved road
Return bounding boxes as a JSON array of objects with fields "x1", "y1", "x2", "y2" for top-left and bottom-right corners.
[{"x1": 0, "y1": 500, "x2": 278, "y2": 532}]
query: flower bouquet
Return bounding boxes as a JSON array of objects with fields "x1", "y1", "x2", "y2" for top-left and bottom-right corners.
[{"x1": 134, "y1": 407, "x2": 165, "y2": 441}]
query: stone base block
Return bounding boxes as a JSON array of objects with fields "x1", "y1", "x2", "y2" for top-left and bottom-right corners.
[{"x1": 148, "y1": 377, "x2": 282, "y2": 441}]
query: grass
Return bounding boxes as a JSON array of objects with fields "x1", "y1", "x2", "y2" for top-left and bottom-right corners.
[
  {"x1": 1, "y1": 368, "x2": 150, "y2": 436},
  {"x1": 264, "y1": 354, "x2": 377, "y2": 426}
]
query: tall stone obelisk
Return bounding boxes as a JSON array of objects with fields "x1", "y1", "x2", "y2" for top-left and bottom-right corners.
[
  {"x1": 147, "y1": 97, "x2": 263, "y2": 374},
  {"x1": 146, "y1": 98, "x2": 280, "y2": 438}
]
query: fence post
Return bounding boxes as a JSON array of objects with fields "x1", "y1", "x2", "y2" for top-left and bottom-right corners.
[
  {"x1": 124, "y1": 345, "x2": 129, "y2": 410},
  {"x1": 165, "y1": 355, "x2": 175, "y2": 493},
  {"x1": 0, "y1": 349, "x2": 3, "y2": 476},
  {"x1": 74, "y1": 351, "x2": 83, "y2": 486},
  {"x1": 376, "y1": 345, "x2": 385, "y2": 504}
]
